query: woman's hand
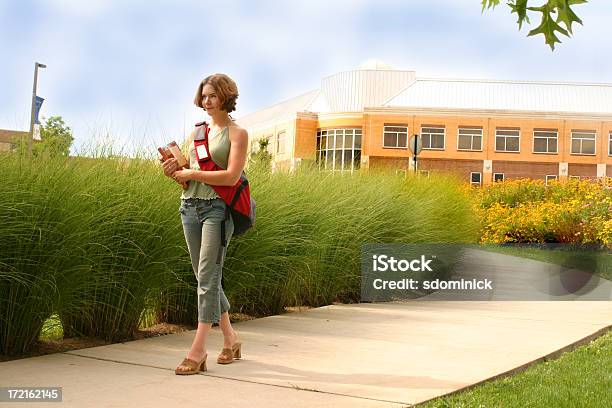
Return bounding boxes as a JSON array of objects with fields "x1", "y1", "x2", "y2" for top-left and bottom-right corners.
[
  {"x1": 173, "y1": 169, "x2": 194, "y2": 184},
  {"x1": 162, "y1": 158, "x2": 179, "y2": 178}
]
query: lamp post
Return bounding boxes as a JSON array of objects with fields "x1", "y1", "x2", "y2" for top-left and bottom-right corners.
[{"x1": 28, "y1": 62, "x2": 46, "y2": 157}]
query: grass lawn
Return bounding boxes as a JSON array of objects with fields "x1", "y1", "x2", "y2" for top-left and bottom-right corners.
[{"x1": 418, "y1": 330, "x2": 612, "y2": 408}]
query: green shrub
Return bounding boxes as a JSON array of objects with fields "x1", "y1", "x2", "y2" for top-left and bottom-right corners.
[{"x1": 0, "y1": 152, "x2": 478, "y2": 356}]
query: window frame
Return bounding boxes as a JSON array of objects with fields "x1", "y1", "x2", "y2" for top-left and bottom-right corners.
[
  {"x1": 420, "y1": 125, "x2": 445, "y2": 150},
  {"x1": 382, "y1": 124, "x2": 409, "y2": 149},
  {"x1": 545, "y1": 174, "x2": 558, "y2": 186},
  {"x1": 532, "y1": 129, "x2": 558, "y2": 154},
  {"x1": 495, "y1": 128, "x2": 521, "y2": 153},
  {"x1": 470, "y1": 172, "x2": 482, "y2": 186},
  {"x1": 276, "y1": 130, "x2": 287, "y2": 155},
  {"x1": 493, "y1": 173, "x2": 505, "y2": 182},
  {"x1": 315, "y1": 128, "x2": 362, "y2": 172},
  {"x1": 457, "y1": 127, "x2": 483, "y2": 152},
  {"x1": 570, "y1": 130, "x2": 596, "y2": 156}
]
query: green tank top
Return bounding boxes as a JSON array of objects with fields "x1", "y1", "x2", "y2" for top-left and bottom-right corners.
[{"x1": 181, "y1": 125, "x2": 231, "y2": 200}]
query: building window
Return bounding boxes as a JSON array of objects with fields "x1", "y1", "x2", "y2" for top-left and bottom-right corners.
[
  {"x1": 545, "y1": 175, "x2": 558, "y2": 185},
  {"x1": 571, "y1": 130, "x2": 596, "y2": 155},
  {"x1": 383, "y1": 125, "x2": 408, "y2": 148},
  {"x1": 495, "y1": 128, "x2": 520, "y2": 152},
  {"x1": 457, "y1": 127, "x2": 483, "y2": 151},
  {"x1": 533, "y1": 129, "x2": 558, "y2": 154},
  {"x1": 470, "y1": 172, "x2": 482, "y2": 186},
  {"x1": 421, "y1": 126, "x2": 445, "y2": 150},
  {"x1": 493, "y1": 173, "x2": 504, "y2": 182},
  {"x1": 570, "y1": 175, "x2": 581, "y2": 180},
  {"x1": 276, "y1": 130, "x2": 286, "y2": 155},
  {"x1": 608, "y1": 132, "x2": 612, "y2": 156},
  {"x1": 419, "y1": 170, "x2": 430, "y2": 177},
  {"x1": 316, "y1": 128, "x2": 362, "y2": 172}
]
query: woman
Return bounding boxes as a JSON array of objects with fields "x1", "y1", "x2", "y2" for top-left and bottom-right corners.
[{"x1": 162, "y1": 73, "x2": 248, "y2": 375}]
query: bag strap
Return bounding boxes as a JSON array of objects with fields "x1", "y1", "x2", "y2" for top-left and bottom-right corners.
[
  {"x1": 196, "y1": 122, "x2": 231, "y2": 249},
  {"x1": 195, "y1": 121, "x2": 229, "y2": 170},
  {"x1": 195, "y1": 121, "x2": 248, "y2": 248},
  {"x1": 230, "y1": 178, "x2": 249, "y2": 208},
  {"x1": 195, "y1": 122, "x2": 250, "y2": 183}
]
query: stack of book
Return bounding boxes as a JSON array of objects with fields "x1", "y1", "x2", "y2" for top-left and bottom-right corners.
[{"x1": 159, "y1": 141, "x2": 189, "y2": 189}]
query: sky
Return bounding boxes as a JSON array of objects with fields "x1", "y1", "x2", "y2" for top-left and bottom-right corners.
[{"x1": 1, "y1": 0, "x2": 611, "y2": 155}]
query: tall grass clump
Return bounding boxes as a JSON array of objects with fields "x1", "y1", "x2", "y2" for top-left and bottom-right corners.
[
  {"x1": 1, "y1": 149, "x2": 478, "y2": 356},
  {"x1": 0, "y1": 151, "x2": 190, "y2": 355},
  {"x1": 223, "y1": 164, "x2": 480, "y2": 315},
  {"x1": 52, "y1": 154, "x2": 190, "y2": 341},
  {"x1": 1, "y1": 153, "x2": 72, "y2": 355}
]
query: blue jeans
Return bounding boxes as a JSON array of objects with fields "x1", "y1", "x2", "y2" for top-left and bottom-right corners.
[{"x1": 179, "y1": 197, "x2": 234, "y2": 324}]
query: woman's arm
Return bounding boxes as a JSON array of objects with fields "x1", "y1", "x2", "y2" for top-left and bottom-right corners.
[{"x1": 173, "y1": 127, "x2": 248, "y2": 186}]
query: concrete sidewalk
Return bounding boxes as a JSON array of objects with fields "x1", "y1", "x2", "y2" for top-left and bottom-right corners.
[{"x1": 1, "y1": 251, "x2": 611, "y2": 407}]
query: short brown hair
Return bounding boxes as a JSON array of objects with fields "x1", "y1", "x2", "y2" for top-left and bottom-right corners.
[{"x1": 193, "y1": 73, "x2": 239, "y2": 113}]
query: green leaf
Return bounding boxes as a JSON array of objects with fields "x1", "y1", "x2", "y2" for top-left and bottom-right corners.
[
  {"x1": 527, "y1": 6, "x2": 570, "y2": 50},
  {"x1": 553, "y1": 0, "x2": 584, "y2": 34},
  {"x1": 481, "y1": 0, "x2": 501, "y2": 12},
  {"x1": 508, "y1": 0, "x2": 530, "y2": 30},
  {"x1": 482, "y1": 0, "x2": 587, "y2": 50}
]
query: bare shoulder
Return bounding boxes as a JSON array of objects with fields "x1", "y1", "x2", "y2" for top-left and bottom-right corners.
[{"x1": 228, "y1": 123, "x2": 248, "y2": 142}]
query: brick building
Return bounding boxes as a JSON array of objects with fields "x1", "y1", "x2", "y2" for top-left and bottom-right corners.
[
  {"x1": 238, "y1": 61, "x2": 612, "y2": 185},
  {"x1": 0, "y1": 129, "x2": 29, "y2": 152}
]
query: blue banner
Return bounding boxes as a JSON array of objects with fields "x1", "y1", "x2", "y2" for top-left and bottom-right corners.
[{"x1": 35, "y1": 96, "x2": 44, "y2": 124}]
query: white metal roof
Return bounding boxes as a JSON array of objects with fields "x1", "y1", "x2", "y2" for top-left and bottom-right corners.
[
  {"x1": 238, "y1": 64, "x2": 612, "y2": 129},
  {"x1": 319, "y1": 69, "x2": 415, "y2": 112},
  {"x1": 238, "y1": 68, "x2": 416, "y2": 126},
  {"x1": 384, "y1": 78, "x2": 612, "y2": 114},
  {"x1": 304, "y1": 90, "x2": 329, "y2": 113},
  {"x1": 237, "y1": 90, "x2": 318, "y2": 129}
]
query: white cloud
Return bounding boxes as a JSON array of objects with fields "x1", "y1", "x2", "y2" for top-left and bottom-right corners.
[
  {"x1": 45, "y1": 0, "x2": 115, "y2": 18},
  {"x1": 2, "y1": 0, "x2": 611, "y2": 155}
]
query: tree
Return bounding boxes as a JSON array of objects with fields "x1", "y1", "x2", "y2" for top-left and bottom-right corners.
[
  {"x1": 14, "y1": 115, "x2": 74, "y2": 157},
  {"x1": 248, "y1": 138, "x2": 273, "y2": 172},
  {"x1": 482, "y1": 0, "x2": 588, "y2": 50},
  {"x1": 39, "y1": 116, "x2": 74, "y2": 157}
]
